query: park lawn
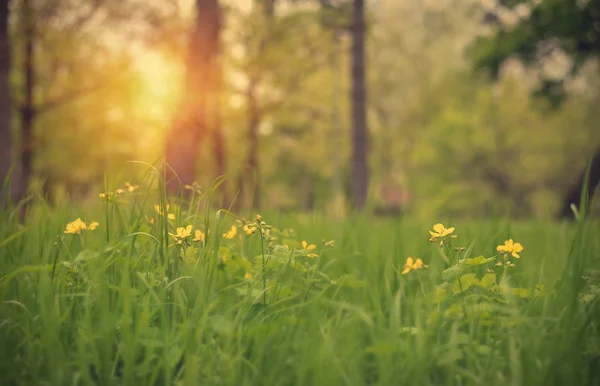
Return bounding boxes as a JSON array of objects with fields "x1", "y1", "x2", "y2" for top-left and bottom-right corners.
[{"x1": 0, "y1": 188, "x2": 599, "y2": 385}]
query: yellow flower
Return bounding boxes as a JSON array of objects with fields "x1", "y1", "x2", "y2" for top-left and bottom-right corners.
[
  {"x1": 125, "y1": 182, "x2": 139, "y2": 192},
  {"x1": 88, "y1": 221, "x2": 99, "y2": 231},
  {"x1": 64, "y1": 218, "x2": 87, "y2": 234},
  {"x1": 193, "y1": 230, "x2": 205, "y2": 243},
  {"x1": 429, "y1": 223, "x2": 455, "y2": 239},
  {"x1": 497, "y1": 239, "x2": 523, "y2": 259},
  {"x1": 115, "y1": 188, "x2": 124, "y2": 195},
  {"x1": 302, "y1": 240, "x2": 316, "y2": 250},
  {"x1": 324, "y1": 240, "x2": 335, "y2": 247},
  {"x1": 306, "y1": 253, "x2": 319, "y2": 258},
  {"x1": 256, "y1": 214, "x2": 263, "y2": 223},
  {"x1": 401, "y1": 257, "x2": 428, "y2": 275},
  {"x1": 169, "y1": 225, "x2": 193, "y2": 242},
  {"x1": 223, "y1": 225, "x2": 237, "y2": 239},
  {"x1": 243, "y1": 223, "x2": 256, "y2": 235},
  {"x1": 244, "y1": 272, "x2": 253, "y2": 280}
]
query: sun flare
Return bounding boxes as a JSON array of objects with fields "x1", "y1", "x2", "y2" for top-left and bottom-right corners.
[{"x1": 133, "y1": 50, "x2": 183, "y2": 124}]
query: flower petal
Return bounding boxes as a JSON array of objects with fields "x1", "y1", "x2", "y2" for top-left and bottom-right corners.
[{"x1": 433, "y1": 223, "x2": 445, "y2": 233}]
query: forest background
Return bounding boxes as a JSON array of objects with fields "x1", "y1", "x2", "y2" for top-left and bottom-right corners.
[{"x1": 1, "y1": 0, "x2": 599, "y2": 220}]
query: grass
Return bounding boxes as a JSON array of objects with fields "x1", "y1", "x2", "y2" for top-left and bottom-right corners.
[{"x1": 0, "y1": 179, "x2": 599, "y2": 386}]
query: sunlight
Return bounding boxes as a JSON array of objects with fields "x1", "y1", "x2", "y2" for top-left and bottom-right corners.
[{"x1": 133, "y1": 50, "x2": 183, "y2": 125}]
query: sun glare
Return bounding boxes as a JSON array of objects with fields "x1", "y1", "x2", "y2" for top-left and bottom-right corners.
[{"x1": 133, "y1": 50, "x2": 183, "y2": 125}]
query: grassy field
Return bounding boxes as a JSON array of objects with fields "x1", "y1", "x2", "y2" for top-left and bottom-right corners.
[{"x1": 0, "y1": 183, "x2": 599, "y2": 386}]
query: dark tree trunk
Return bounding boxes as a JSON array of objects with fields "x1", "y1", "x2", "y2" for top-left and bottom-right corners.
[
  {"x1": 166, "y1": 0, "x2": 222, "y2": 195},
  {"x1": 18, "y1": 0, "x2": 34, "y2": 201},
  {"x1": 350, "y1": 0, "x2": 369, "y2": 210},
  {"x1": 0, "y1": 0, "x2": 14, "y2": 200},
  {"x1": 558, "y1": 148, "x2": 600, "y2": 219}
]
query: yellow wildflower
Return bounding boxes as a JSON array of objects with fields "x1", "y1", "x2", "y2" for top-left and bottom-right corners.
[
  {"x1": 401, "y1": 257, "x2": 428, "y2": 275},
  {"x1": 169, "y1": 225, "x2": 193, "y2": 245},
  {"x1": 429, "y1": 223, "x2": 457, "y2": 245},
  {"x1": 256, "y1": 214, "x2": 263, "y2": 223},
  {"x1": 244, "y1": 272, "x2": 253, "y2": 280},
  {"x1": 223, "y1": 225, "x2": 237, "y2": 239},
  {"x1": 306, "y1": 253, "x2": 319, "y2": 258},
  {"x1": 193, "y1": 230, "x2": 205, "y2": 243},
  {"x1": 429, "y1": 223, "x2": 455, "y2": 238},
  {"x1": 64, "y1": 218, "x2": 87, "y2": 234},
  {"x1": 243, "y1": 223, "x2": 256, "y2": 235},
  {"x1": 88, "y1": 221, "x2": 100, "y2": 231},
  {"x1": 497, "y1": 239, "x2": 523, "y2": 259},
  {"x1": 302, "y1": 240, "x2": 316, "y2": 250},
  {"x1": 115, "y1": 188, "x2": 124, "y2": 195},
  {"x1": 125, "y1": 182, "x2": 139, "y2": 192}
]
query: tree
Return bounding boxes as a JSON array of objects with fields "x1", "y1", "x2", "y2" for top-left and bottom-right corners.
[
  {"x1": 350, "y1": 0, "x2": 368, "y2": 209},
  {"x1": 0, "y1": 0, "x2": 14, "y2": 201},
  {"x1": 472, "y1": 0, "x2": 600, "y2": 218},
  {"x1": 240, "y1": 0, "x2": 276, "y2": 211},
  {"x1": 166, "y1": 0, "x2": 224, "y2": 197}
]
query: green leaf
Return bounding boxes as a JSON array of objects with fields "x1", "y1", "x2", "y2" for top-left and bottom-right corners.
[
  {"x1": 464, "y1": 255, "x2": 496, "y2": 266},
  {"x1": 511, "y1": 288, "x2": 532, "y2": 298},
  {"x1": 441, "y1": 264, "x2": 468, "y2": 282},
  {"x1": 480, "y1": 273, "x2": 497, "y2": 288},
  {"x1": 452, "y1": 273, "x2": 479, "y2": 294},
  {"x1": 74, "y1": 250, "x2": 99, "y2": 262}
]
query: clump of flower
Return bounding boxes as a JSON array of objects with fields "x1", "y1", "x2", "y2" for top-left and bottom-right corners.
[
  {"x1": 402, "y1": 257, "x2": 428, "y2": 275},
  {"x1": 496, "y1": 239, "x2": 523, "y2": 267},
  {"x1": 64, "y1": 218, "x2": 99, "y2": 234},
  {"x1": 429, "y1": 223, "x2": 457, "y2": 246},
  {"x1": 169, "y1": 225, "x2": 193, "y2": 246}
]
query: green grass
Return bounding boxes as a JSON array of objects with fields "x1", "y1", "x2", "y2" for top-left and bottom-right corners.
[{"x1": 0, "y1": 184, "x2": 599, "y2": 386}]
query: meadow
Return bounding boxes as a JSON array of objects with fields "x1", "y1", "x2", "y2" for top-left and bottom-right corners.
[{"x1": 0, "y1": 178, "x2": 599, "y2": 386}]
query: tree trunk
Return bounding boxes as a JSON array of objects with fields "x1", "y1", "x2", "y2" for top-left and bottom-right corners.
[
  {"x1": 166, "y1": 0, "x2": 222, "y2": 195},
  {"x1": 18, "y1": 0, "x2": 35, "y2": 201},
  {"x1": 0, "y1": 0, "x2": 14, "y2": 200},
  {"x1": 210, "y1": 61, "x2": 228, "y2": 206},
  {"x1": 238, "y1": 0, "x2": 276, "y2": 211},
  {"x1": 350, "y1": 0, "x2": 369, "y2": 210},
  {"x1": 330, "y1": 30, "x2": 343, "y2": 206},
  {"x1": 246, "y1": 79, "x2": 260, "y2": 210},
  {"x1": 558, "y1": 148, "x2": 600, "y2": 219}
]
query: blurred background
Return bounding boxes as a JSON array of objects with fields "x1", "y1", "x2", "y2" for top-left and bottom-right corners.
[{"x1": 0, "y1": 0, "x2": 599, "y2": 219}]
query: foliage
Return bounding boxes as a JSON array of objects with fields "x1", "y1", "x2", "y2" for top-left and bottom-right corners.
[
  {"x1": 4, "y1": 0, "x2": 600, "y2": 217},
  {"x1": 0, "y1": 174, "x2": 599, "y2": 384}
]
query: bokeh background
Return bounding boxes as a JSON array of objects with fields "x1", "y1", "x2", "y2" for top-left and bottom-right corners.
[{"x1": 1, "y1": 0, "x2": 599, "y2": 219}]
